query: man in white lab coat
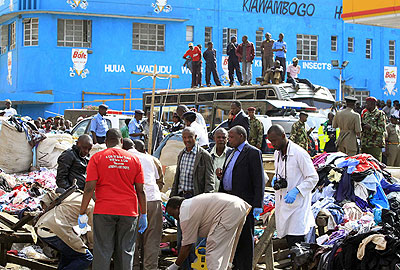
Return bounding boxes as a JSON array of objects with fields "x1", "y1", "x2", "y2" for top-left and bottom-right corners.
[{"x1": 267, "y1": 124, "x2": 318, "y2": 247}]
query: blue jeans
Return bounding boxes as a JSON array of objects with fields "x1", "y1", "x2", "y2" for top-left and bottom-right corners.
[{"x1": 41, "y1": 236, "x2": 92, "y2": 270}]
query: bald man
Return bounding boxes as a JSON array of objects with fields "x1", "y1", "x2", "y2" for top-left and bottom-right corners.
[{"x1": 56, "y1": 134, "x2": 93, "y2": 190}]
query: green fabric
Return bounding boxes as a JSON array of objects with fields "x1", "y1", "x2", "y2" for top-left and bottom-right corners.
[
  {"x1": 121, "y1": 126, "x2": 129, "y2": 138},
  {"x1": 290, "y1": 120, "x2": 308, "y2": 150},
  {"x1": 361, "y1": 108, "x2": 386, "y2": 148},
  {"x1": 248, "y1": 117, "x2": 264, "y2": 149}
]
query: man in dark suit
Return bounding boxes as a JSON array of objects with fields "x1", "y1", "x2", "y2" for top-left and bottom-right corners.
[
  {"x1": 228, "y1": 101, "x2": 250, "y2": 137},
  {"x1": 217, "y1": 126, "x2": 265, "y2": 270}
]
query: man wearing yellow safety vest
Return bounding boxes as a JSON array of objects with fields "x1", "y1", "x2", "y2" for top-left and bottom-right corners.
[{"x1": 318, "y1": 112, "x2": 339, "y2": 152}]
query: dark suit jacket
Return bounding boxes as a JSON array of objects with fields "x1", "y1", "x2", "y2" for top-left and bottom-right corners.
[
  {"x1": 170, "y1": 145, "x2": 215, "y2": 197},
  {"x1": 228, "y1": 111, "x2": 250, "y2": 137},
  {"x1": 219, "y1": 143, "x2": 265, "y2": 208}
]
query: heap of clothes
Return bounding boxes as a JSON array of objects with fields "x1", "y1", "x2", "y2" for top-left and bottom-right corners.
[{"x1": 290, "y1": 152, "x2": 400, "y2": 270}]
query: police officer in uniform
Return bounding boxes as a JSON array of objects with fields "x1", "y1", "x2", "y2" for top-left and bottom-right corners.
[
  {"x1": 332, "y1": 96, "x2": 362, "y2": 156},
  {"x1": 290, "y1": 112, "x2": 313, "y2": 151},
  {"x1": 385, "y1": 115, "x2": 400, "y2": 166},
  {"x1": 361, "y1": 96, "x2": 386, "y2": 162},
  {"x1": 90, "y1": 104, "x2": 109, "y2": 144},
  {"x1": 247, "y1": 107, "x2": 264, "y2": 150}
]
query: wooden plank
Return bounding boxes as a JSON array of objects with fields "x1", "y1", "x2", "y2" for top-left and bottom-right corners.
[
  {"x1": 0, "y1": 233, "x2": 33, "y2": 243},
  {"x1": 6, "y1": 254, "x2": 57, "y2": 270},
  {"x1": 253, "y1": 211, "x2": 275, "y2": 269}
]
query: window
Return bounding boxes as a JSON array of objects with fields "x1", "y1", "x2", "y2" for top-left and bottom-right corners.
[
  {"x1": 23, "y1": 18, "x2": 39, "y2": 46},
  {"x1": 354, "y1": 90, "x2": 370, "y2": 105},
  {"x1": 222, "y1": 28, "x2": 237, "y2": 54},
  {"x1": 256, "y1": 90, "x2": 266, "y2": 100},
  {"x1": 255, "y1": 29, "x2": 263, "y2": 57},
  {"x1": 366, "y1": 39, "x2": 372, "y2": 59},
  {"x1": 145, "y1": 95, "x2": 161, "y2": 105},
  {"x1": 162, "y1": 95, "x2": 178, "y2": 104},
  {"x1": 57, "y1": 19, "x2": 91, "y2": 47},
  {"x1": 216, "y1": 91, "x2": 234, "y2": 100},
  {"x1": 348, "y1": 37, "x2": 354, "y2": 52},
  {"x1": 236, "y1": 90, "x2": 254, "y2": 99},
  {"x1": 204, "y1": 27, "x2": 212, "y2": 46},
  {"x1": 296, "y1": 34, "x2": 318, "y2": 61},
  {"x1": 0, "y1": 22, "x2": 17, "y2": 53},
  {"x1": 389, "y1": 40, "x2": 395, "y2": 65},
  {"x1": 1, "y1": 25, "x2": 8, "y2": 54},
  {"x1": 132, "y1": 23, "x2": 165, "y2": 51},
  {"x1": 180, "y1": 94, "x2": 196, "y2": 103},
  {"x1": 197, "y1": 92, "x2": 214, "y2": 102},
  {"x1": 331, "y1": 36, "x2": 337, "y2": 52},
  {"x1": 9, "y1": 22, "x2": 15, "y2": 50},
  {"x1": 186, "y1": 25, "x2": 193, "y2": 42}
]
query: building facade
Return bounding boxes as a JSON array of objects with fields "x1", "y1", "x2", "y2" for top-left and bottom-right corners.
[{"x1": 0, "y1": 0, "x2": 399, "y2": 118}]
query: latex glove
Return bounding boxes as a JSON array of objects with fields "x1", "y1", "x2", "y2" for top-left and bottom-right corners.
[
  {"x1": 138, "y1": 214, "x2": 148, "y2": 234},
  {"x1": 271, "y1": 176, "x2": 277, "y2": 186},
  {"x1": 284, "y1": 188, "x2": 299, "y2": 204},
  {"x1": 78, "y1": 214, "x2": 88, "y2": 229},
  {"x1": 166, "y1": 263, "x2": 179, "y2": 270},
  {"x1": 253, "y1": 208, "x2": 263, "y2": 220}
]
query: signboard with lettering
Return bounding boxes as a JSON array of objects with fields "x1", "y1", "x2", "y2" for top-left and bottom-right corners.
[
  {"x1": 384, "y1": 66, "x2": 397, "y2": 96},
  {"x1": 70, "y1": 49, "x2": 89, "y2": 78}
]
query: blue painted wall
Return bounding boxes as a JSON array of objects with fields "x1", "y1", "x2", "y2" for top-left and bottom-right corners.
[{"x1": 0, "y1": 0, "x2": 398, "y2": 118}]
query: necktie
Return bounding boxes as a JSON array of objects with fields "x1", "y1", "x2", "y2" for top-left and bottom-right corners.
[{"x1": 225, "y1": 148, "x2": 237, "y2": 168}]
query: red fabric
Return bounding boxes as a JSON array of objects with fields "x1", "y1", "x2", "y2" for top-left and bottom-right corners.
[
  {"x1": 361, "y1": 108, "x2": 368, "y2": 118},
  {"x1": 345, "y1": 154, "x2": 381, "y2": 172},
  {"x1": 7, "y1": 250, "x2": 18, "y2": 255},
  {"x1": 261, "y1": 202, "x2": 275, "y2": 215},
  {"x1": 86, "y1": 148, "x2": 144, "y2": 217},
  {"x1": 183, "y1": 46, "x2": 201, "y2": 62},
  {"x1": 236, "y1": 42, "x2": 255, "y2": 62}
]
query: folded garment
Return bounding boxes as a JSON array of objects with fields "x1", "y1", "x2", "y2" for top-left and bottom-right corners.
[{"x1": 356, "y1": 234, "x2": 387, "y2": 260}]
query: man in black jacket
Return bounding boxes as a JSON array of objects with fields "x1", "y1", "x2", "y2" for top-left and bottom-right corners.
[
  {"x1": 227, "y1": 36, "x2": 243, "y2": 86},
  {"x1": 56, "y1": 134, "x2": 93, "y2": 190},
  {"x1": 203, "y1": 42, "x2": 222, "y2": 87},
  {"x1": 218, "y1": 126, "x2": 265, "y2": 270},
  {"x1": 228, "y1": 100, "x2": 250, "y2": 137}
]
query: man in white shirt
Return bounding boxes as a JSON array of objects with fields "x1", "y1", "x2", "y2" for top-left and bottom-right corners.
[
  {"x1": 287, "y1": 57, "x2": 320, "y2": 91},
  {"x1": 182, "y1": 111, "x2": 209, "y2": 148},
  {"x1": 122, "y1": 139, "x2": 163, "y2": 270},
  {"x1": 267, "y1": 124, "x2": 318, "y2": 247},
  {"x1": 4, "y1": 99, "x2": 17, "y2": 117},
  {"x1": 209, "y1": 128, "x2": 231, "y2": 191},
  {"x1": 176, "y1": 105, "x2": 207, "y2": 132}
]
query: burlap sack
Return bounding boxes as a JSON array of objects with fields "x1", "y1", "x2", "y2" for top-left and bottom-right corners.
[{"x1": 36, "y1": 134, "x2": 74, "y2": 169}]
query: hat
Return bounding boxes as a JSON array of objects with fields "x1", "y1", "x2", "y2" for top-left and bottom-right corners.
[
  {"x1": 182, "y1": 111, "x2": 196, "y2": 118},
  {"x1": 247, "y1": 107, "x2": 256, "y2": 111},
  {"x1": 366, "y1": 96, "x2": 377, "y2": 102},
  {"x1": 99, "y1": 104, "x2": 108, "y2": 109},
  {"x1": 188, "y1": 42, "x2": 194, "y2": 47},
  {"x1": 292, "y1": 57, "x2": 299, "y2": 62},
  {"x1": 344, "y1": 96, "x2": 358, "y2": 102},
  {"x1": 299, "y1": 111, "x2": 308, "y2": 117},
  {"x1": 4, "y1": 99, "x2": 11, "y2": 104},
  {"x1": 135, "y1": 109, "x2": 144, "y2": 115}
]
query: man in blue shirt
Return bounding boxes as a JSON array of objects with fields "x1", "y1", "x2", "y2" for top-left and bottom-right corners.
[
  {"x1": 90, "y1": 104, "x2": 109, "y2": 144},
  {"x1": 272, "y1": 33, "x2": 288, "y2": 81},
  {"x1": 129, "y1": 109, "x2": 145, "y2": 141}
]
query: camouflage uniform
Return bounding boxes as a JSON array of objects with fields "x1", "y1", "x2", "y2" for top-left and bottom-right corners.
[
  {"x1": 386, "y1": 123, "x2": 400, "y2": 166},
  {"x1": 290, "y1": 120, "x2": 308, "y2": 150},
  {"x1": 248, "y1": 117, "x2": 264, "y2": 149},
  {"x1": 361, "y1": 108, "x2": 386, "y2": 161}
]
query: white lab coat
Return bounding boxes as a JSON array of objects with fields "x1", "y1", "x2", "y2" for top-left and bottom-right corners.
[
  {"x1": 273, "y1": 140, "x2": 318, "y2": 238},
  {"x1": 190, "y1": 121, "x2": 209, "y2": 147}
]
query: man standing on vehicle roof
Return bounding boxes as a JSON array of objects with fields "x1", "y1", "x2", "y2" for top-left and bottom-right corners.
[
  {"x1": 227, "y1": 36, "x2": 243, "y2": 87},
  {"x1": 247, "y1": 107, "x2": 264, "y2": 150},
  {"x1": 236, "y1": 35, "x2": 255, "y2": 85},
  {"x1": 290, "y1": 112, "x2": 313, "y2": 151},
  {"x1": 260, "y1": 32, "x2": 275, "y2": 77},
  {"x1": 203, "y1": 42, "x2": 222, "y2": 87},
  {"x1": 183, "y1": 43, "x2": 202, "y2": 88},
  {"x1": 272, "y1": 33, "x2": 287, "y2": 81},
  {"x1": 129, "y1": 109, "x2": 145, "y2": 141},
  {"x1": 90, "y1": 104, "x2": 109, "y2": 144},
  {"x1": 332, "y1": 96, "x2": 362, "y2": 156}
]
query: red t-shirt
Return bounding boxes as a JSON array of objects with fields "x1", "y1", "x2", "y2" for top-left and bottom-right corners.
[
  {"x1": 183, "y1": 46, "x2": 201, "y2": 62},
  {"x1": 86, "y1": 148, "x2": 144, "y2": 217}
]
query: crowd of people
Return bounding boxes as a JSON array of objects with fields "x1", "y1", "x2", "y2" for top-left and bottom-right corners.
[{"x1": 183, "y1": 32, "x2": 318, "y2": 89}]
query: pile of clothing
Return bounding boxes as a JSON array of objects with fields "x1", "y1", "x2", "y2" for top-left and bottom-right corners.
[{"x1": 289, "y1": 152, "x2": 400, "y2": 270}]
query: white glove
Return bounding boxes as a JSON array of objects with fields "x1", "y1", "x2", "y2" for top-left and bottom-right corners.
[{"x1": 166, "y1": 263, "x2": 179, "y2": 270}]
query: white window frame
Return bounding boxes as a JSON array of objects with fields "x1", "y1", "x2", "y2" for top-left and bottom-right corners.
[
  {"x1": 354, "y1": 90, "x2": 370, "y2": 105},
  {"x1": 296, "y1": 34, "x2": 318, "y2": 61},
  {"x1": 255, "y1": 29, "x2": 263, "y2": 57},
  {"x1": 1, "y1": 24, "x2": 8, "y2": 54},
  {"x1": 331, "y1": 36, "x2": 337, "y2": 52},
  {"x1": 9, "y1": 22, "x2": 16, "y2": 50},
  {"x1": 204, "y1": 26, "x2": 212, "y2": 47},
  {"x1": 366, "y1": 39, "x2": 372, "y2": 59},
  {"x1": 389, "y1": 40, "x2": 395, "y2": 65},
  {"x1": 348, "y1": 37, "x2": 354, "y2": 52},
  {"x1": 57, "y1": 19, "x2": 92, "y2": 48},
  {"x1": 223, "y1": 28, "x2": 237, "y2": 54},
  {"x1": 23, "y1": 18, "x2": 39, "y2": 46},
  {"x1": 186, "y1": 25, "x2": 193, "y2": 42},
  {"x1": 132, "y1": 23, "x2": 165, "y2": 51}
]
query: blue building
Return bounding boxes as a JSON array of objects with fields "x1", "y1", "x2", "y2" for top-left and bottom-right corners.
[{"x1": 0, "y1": 0, "x2": 399, "y2": 118}]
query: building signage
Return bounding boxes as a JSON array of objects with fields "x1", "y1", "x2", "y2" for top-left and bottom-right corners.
[
  {"x1": 243, "y1": 0, "x2": 315, "y2": 17},
  {"x1": 70, "y1": 49, "x2": 89, "y2": 78},
  {"x1": 7, "y1": 52, "x2": 11, "y2": 85},
  {"x1": 383, "y1": 66, "x2": 397, "y2": 96},
  {"x1": 152, "y1": 0, "x2": 172, "y2": 13},
  {"x1": 105, "y1": 64, "x2": 126, "y2": 73},
  {"x1": 67, "y1": 0, "x2": 88, "y2": 9},
  {"x1": 136, "y1": 65, "x2": 172, "y2": 74}
]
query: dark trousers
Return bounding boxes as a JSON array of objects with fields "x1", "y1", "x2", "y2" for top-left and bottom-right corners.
[
  {"x1": 96, "y1": 136, "x2": 105, "y2": 144},
  {"x1": 191, "y1": 61, "x2": 201, "y2": 87},
  {"x1": 205, "y1": 64, "x2": 222, "y2": 86},
  {"x1": 228, "y1": 60, "x2": 243, "y2": 84},
  {"x1": 287, "y1": 77, "x2": 315, "y2": 90},
  {"x1": 41, "y1": 236, "x2": 93, "y2": 270},
  {"x1": 286, "y1": 235, "x2": 305, "y2": 248},
  {"x1": 232, "y1": 211, "x2": 254, "y2": 270},
  {"x1": 93, "y1": 214, "x2": 138, "y2": 270},
  {"x1": 276, "y1": 56, "x2": 286, "y2": 81},
  {"x1": 198, "y1": 62, "x2": 202, "y2": 86}
]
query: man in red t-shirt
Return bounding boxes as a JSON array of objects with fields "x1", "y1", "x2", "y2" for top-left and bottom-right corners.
[
  {"x1": 183, "y1": 43, "x2": 202, "y2": 88},
  {"x1": 79, "y1": 128, "x2": 147, "y2": 270}
]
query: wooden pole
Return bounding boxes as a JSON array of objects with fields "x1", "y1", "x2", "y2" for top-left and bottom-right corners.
[
  {"x1": 129, "y1": 80, "x2": 132, "y2": 111},
  {"x1": 148, "y1": 64, "x2": 157, "y2": 154}
]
